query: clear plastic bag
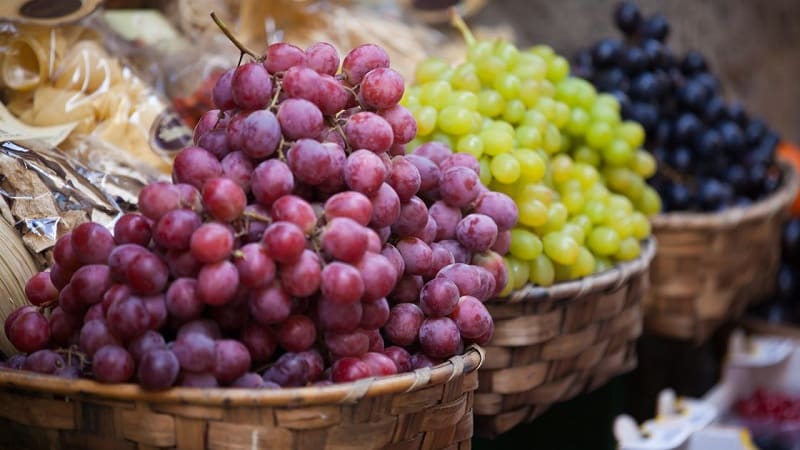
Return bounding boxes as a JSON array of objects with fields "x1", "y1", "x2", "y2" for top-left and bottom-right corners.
[{"x1": 0, "y1": 16, "x2": 193, "y2": 175}]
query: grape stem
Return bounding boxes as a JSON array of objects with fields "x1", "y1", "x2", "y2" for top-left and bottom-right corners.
[
  {"x1": 210, "y1": 12, "x2": 259, "y2": 60},
  {"x1": 449, "y1": 8, "x2": 475, "y2": 47},
  {"x1": 268, "y1": 82, "x2": 283, "y2": 110}
]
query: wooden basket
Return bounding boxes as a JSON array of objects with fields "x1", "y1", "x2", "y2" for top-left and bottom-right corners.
[
  {"x1": 645, "y1": 164, "x2": 800, "y2": 342},
  {"x1": 474, "y1": 238, "x2": 656, "y2": 437},
  {"x1": 0, "y1": 346, "x2": 483, "y2": 450}
]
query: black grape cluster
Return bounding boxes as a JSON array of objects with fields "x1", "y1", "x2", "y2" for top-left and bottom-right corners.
[
  {"x1": 752, "y1": 219, "x2": 800, "y2": 325},
  {"x1": 572, "y1": 2, "x2": 782, "y2": 212}
]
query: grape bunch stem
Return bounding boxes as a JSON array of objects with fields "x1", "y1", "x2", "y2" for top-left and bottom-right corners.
[{"x1": 211, "y1": 12, "x2": 259, "y2": 61}]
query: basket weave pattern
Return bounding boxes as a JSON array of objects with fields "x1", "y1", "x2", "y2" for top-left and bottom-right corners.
[
  {"x1": 0, "y1": 348, "x2": 482, "y2": 450},
  {"x1": 645, "y1": 164, "x2": 800, "y2": 342},
  {"x1": 474, "y1": 239, "x2": 655, "y2": 437}
]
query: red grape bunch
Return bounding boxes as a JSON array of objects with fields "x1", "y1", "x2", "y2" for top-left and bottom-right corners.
[{"x1": 3, "y1": 40, "x2": 518, "y2": 389}]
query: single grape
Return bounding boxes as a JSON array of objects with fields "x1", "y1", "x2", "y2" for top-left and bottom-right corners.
[
  {"x1": 306, "y1": 42, "x2": 339, "y2": 75},
  {"x1": 262, "y1": 353, "x2": 312, "y2": 387},
  {"x1": 172, "y1": 333, "x2": 216, "y2": 373},
  {"x1": 71, "y1": 264, "x2": 112, "y2": 306},
  {"x1": 9, "y1": 310, "x2": 50, "y2": 353},
  {"x1": 344, "y1": 149, "x2": 387, "y2": 196},
  {"x1": 231, "y1": 62, "x2": 272, "y2": 109},
  {"x1": 344, "y1": 112, "x2": 394, "y2": 153},
  {"x1": 456, "y1": 213, "x2": 499, "y2": 252},
  {"x1": 227, "y1": 109, "x2": 281, "y2": 160},
  {"x1": 384, "y1": 303, "x2": 424, "y2": 346},
  {"x1": 24, "y1": 271, "x2": 59, "y2": 306},
  {"x1": 251, "y1": 159, "x2": 295, "y2": 207},
  {"x1": 317, "y1": 296, "x2": 363, "y2": 333},
  {"x1": 178, "y1": 372, "x2": 219, "y2": 388},
  {"x1": 451, "y1": 295, "x2": 492, "y2": 339},
  {"x1": 128, "y1": 330, "x2": 167, "y2": 364},
  {"x1": 190, "y1": 223, "x2": 234, "y2": 263},
  {"x1": 49, "y1": 263, "x2": 73, "y2": 290},
  {"x1": 405, "y1": 154, "x2": 441, "y2": 192},
  {"x1": 197, "y1": 261, "x2": 239, "y2": 306},
  {"x1": 22, "y1": 349, "x2": 65, "y2": 374},
  {"x1": 392, "y1": 196, "x2": 429, "y2": 236},
  {"x1": 492, "y1": 230, "x2": 512, "y2": 255},
  {"x1": 153, "y1": 209, "x2": 202, "y2": 250},
  {"x1": 356, "y1": 252, "x2": 397, "y2": 301},
  {"x1": 212, "y1": 68, "x2": 236, "y2": 109},
  {"x1": 321, "y1": 262, "x2": 365, "y2": 305},
  {"x1": 49, "y1": 307, "x2": 81, "y2": 346},
  {"x1": 419, "y1": 278, "x2": 460, "y2": 317},
  {"x1": 369, "y1": 183, "x2": 401, "y2": 228},
  {"x1": 92, "y1": 344, "x2": 134, "y2": 383},
  {"x1": 277, "y1": 98, "x2": 324, "y2": 140},
  {"x1": 114, "y1": 213, "x2": 152, "y2": 247},
  {"x1": 241, "y1": 323, "x2": 277, "y2": 363},
  {"x1": 389, "y1": 274, "x2": 424, "y2": 304},
  {"x1": 360, "y1": 67, "x2": 404, "y2": 109},
  {"x1": 277, "y1": 315, "x2": 317, "y2": 352},
  {"x1": 361, "y1": 352, "x2": 398, "y2": 376},
  {"x1": 322, "y1": 217, "x2": 369, "y2": 263},
  {"x1": 360, "y1": 297, "x2": 390, "y2": 329},
  {"x1": 126, "y1": 252, "x2": 169, "y2": 295},
  {"x1": 473, "y1": 191, "x2": 519, "y2": 232},
  {"x1": 262, "y1": 221, "x2": 306, "y2": 264},
  {"x1": 388, "y1": 156, "x2": 421, "y2": 202},
  {"x1": 197, "y1": 128, "x2": 231, "y2": 159},
  {"x1": 270, "y1": 195, "x2": 316, "y2": 234},
  {"x1": 109, "y1": 246, "x2": 147, "y2": 287},
  {"x1": 280, "y1": 250, "x2": 322, "y2": 297},
  {"x1": 213, "y1": 340, "x2": 252, "y2": 385},
  {"x1": 53, "y1": 233, "x2": 81, "y2": 271},
  {"x1": 342, "y1": 44, "x2": 390, "y2": 85},
  {"x1": 220, "y1": 151, "x2": 254, "y2": 192},
  {"x1": 231, "y1": 373, "x2": 265, "y2": 388},
  {"x1": 165, "y1": 249, "x2": 201, "y2": 279},
  {"x1": 439, "y1": 167, "x2": 480, "y2": 208},
  {"x1": 202, "y1": 177, "x2": 246, "y2": 222},
  {"x1": 379, "y1": 105, "x2": 417, "y2": 145},
  {"x1": 331, "y1": 357, "x2": 372, "y2": 382},
  {"x1": 84, "y1": 303, "x2": 105, "y2": 322},
  {"x1": 471, "y1": 251, "x2": 509, "y2": 297},
  {"x1": 138, "y1": 349, "x2": 179, "y2": 390},
  {"x1": 396, "y1": 237, "x2": 433, "y2": 276},
  {"x1": 106, "y1": 296, "x2": 150, "y2": 341},
  {"x1": 264, "y1": 42, "x2": 306, "y2": 73},
  {"x1": 172, "y1": 146, "x2": 223, "y2": 190},
  {"x1": 380, "y1": 244, "x2": 405, "y2": 283},
  {"x1": 71, "y1": 222, "x2": 115, "y2": 265},
  {"x1": 419, "y1": 317, "x2": 461, "y2": 359},
  {"x1": 324, "y1": 191, "x2": 373, "y2": 227},
  {"x1": 233, "y1": 243, "x2": 276, "y2": 288},
  {"x1": 249, "y1": 282, "x2": 292, "y2": 325}
]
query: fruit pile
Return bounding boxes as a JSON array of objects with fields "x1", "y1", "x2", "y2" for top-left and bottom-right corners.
[
  {"x1": 2, "y1": 39, "x2": 517, "y2": 389},
  {"x1": 403, "y1": 16, "x2": 658, "y2": 289},
  {"x1": 572, "y1": 2, "x2": 782, "y2": 212},
  {"x1": 751, "y1": 218, "x2": 800, "y2": 325},
  {"x1": 736, "y1": 389, "x2": 800, "y2": 450}
]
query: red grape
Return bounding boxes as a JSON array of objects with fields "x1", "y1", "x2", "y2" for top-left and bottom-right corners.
[
  {"x1": 9, "y1": 310, "x2": 50, "y2": 353},
  {"x1": 126, "y1": 251, "x2": 169, "y2": 295},
  {"x1": 388, "y1": 156, "x2": 421, "y2": 202},
  {"x1": 197, "y1": 128, "x2": 231, "y2": 159},
  {"x1": 324, "y1": 191, "x2": 373, "y2": 226},
  {"x1": 360, "y1": 68, "x2": 404, "y2": 109},
  {"x1": 277, "y1": 315, "x2": 316, "y2": 352},
  {"x1": 264, "y1": 42, "x2": 306, "y2": 74},
  {"x1": 369, "y1": 183, "x2": 401, "y2": 228},
  {"x1": 419, "y1": 317, "x2": 461, "y2": 359},
  {"x1": 322, "y1": 217, "x2": 369, "y2": 263},
  {"x1": 165, "y1": 248, "x2": 201, "y2": 278},
  {"x1": 138, "y1": 349, "x2": 180, "y2": 390},
  {"x1": 451, "y1": 295, "x2": 493, "y2": 340},
  {"x1": 326, "y1": 329, "x2": 369, "y2": 358},
  {"x1": 228, "y1": 110, "x2": 281, "y2": 160},
  {"x1": 172, "y1": 146, "x2": 222, "y2": 190},
  {"x1": 472, "y1": 251, "x2": 509, "y2": 297},
  {"x1": 383, "y1": 346, "x2": 412, "y2": 373},
  {"x1": 277, "y1": 98, "x2": 324, "y2": 140},
  {"x1": 280, "y1": 250, "x2": 321, "y2": 297},
  {"x1": 342, "y1": 44, "x2": 389, "y2": 85},
  {"x1": 197, "y1": 261, "x2": 239, "y2": 306},
  {"x1": 53, "y1": 233, "x2": 81, "y2": 271},
  {"x1": 249, "y1": 282, "x2": 291, "y2": 325},
  {"x1": 456, "y1": 213, "x2": 499, "y2": 252},
  {"x1": 344, "y1": 112, "x2": 394, "y2": 153},
  {"x1": 305, "y1": 42, "x2": 339, "y2": 76},
  {"x1": 71, "y1": 264, "x2": 112, "y2": 306},
  {"x1": 251, "y1": 159, "x2": 294, "y2": 207},
  {"x1": 263, "y1": 352, "x2": 311, "y2": 387},
  {"x1": 106, "y1": 296, "x2": 150, "y2": 341},
  {"x1": 331, "y1": 357, "x2": 371, "y2": 383},
  {"x1": 439, "y1": 167, "x2": 481, "y2": 208},
  {"x1": 384, "y1": 303, "x2": 423, "y2": 346},
  {"x1": 492, "y1": 230, "x2": 512, "y2": 255},
  {"x1": 232, "y1": 373, "x2": 265, "y2": 388},
  {"x1": 440, "y1": 153, "x2": 480, "y2": 176},
  {"x1": 437, "y1": 240, "x2": 470, "y2": 265},
  {"x1": 213, "y1": 339, "x2": 251, "y2": 385},
  {"x1": 379, "y1": 105, "x2": 416, "y2": 145},
  {"x1": 24, "y1": 271, "x2": 58, "y2": 306},
  {"x1": 317, "y1": 296, "x2": 362, "y2": 333},
  {"x1": 221, "y1": 151, "x2": 254, "y2": 191},
  {"x1": 128, "y1": 330, "x2": 166, "y2": 364},
  {"x1": 142, "y1": 294, "x2": 168, "y2": 330},
  {"x1": 177, "y1": 319, "x2": 222, "y2": 340},
  {"x1": 414, "y1": 142, "x2": 452, "y2": 166},
  {"x1": 23, "y1": 350, "x2": 65, "y2": 374},
  {"x1": 241, "y1": 323, "x2": 277, "y2": 363},
  {"x1": 178, "y1": 372, "x2": 219, "y2": 387},
  {"x1": 411, "y1": 353, "x2": 440, "y2": 369},
  {"x1": 233, "y1": 243, "x2": 276, "y2": 288},
  {"x1": 271, "y1": 195, "x2": 316, "y2": 234},
  {"x1": 190, "y1": 223, "x2": 234, "y2": 263},
  {"x1": 420, "y1": 278, "x2": 460, "y2": 317},
  {"x1": 93, "y1": 344, "x2": 135, "y2": 383},
  {"x1": 396, "y1": 237, "x2": 433, "y2": 276},
  {"x1": 380, "y1": 244, "x2": 405, "y2": 283},
  {"x1": 473, "y1": 191, "x2": 519, "y2": 232},
  {"x1": 153, "y1": 209, "x2": 202, "y2": 250},
  {"x1": 202, "y1": 177, "x2": 246, "y2": 222},
  {"x1": 361, "y1": 352, "x2": 398, "y2": 376},
  {"x1": 405, "y1": 155, "x2": 441, "y2": 191},
  {"x1": 389, "y1": 275, "x2": 423, "y2": 304},
  {"x1": 231, "y1": 62, "x2": 272, "y2": 110},
  {"x1": 321, "y1": 262, "x2": 364, "y2": 305},
  {"x1": 360, "y1": 297, "x2": 390, "y2": 329},
  {"x1": 262, "y1": 221, "x2": 306, "y2": 264},
  {"x1": 356, "y1": 252, "x2": 397, "y2": 301},
  {"x1": 49, "y1": 306, "x2": 81, "y2": 345},
  {"x1": 212, "y1": 68, "x2": 236, "y2": 109},
  {"x1": 114, "y1": 213, "x2": 152, "y2": 246},
  {"x1": 173, "y1": 333, "x2": 216, "y2": 372},
  {"x1": 58, "y1": 284, "x2": 83, "y2": 314},
  {"x1": 71, "y1": 222, "x2": 114, "y2": 265}
]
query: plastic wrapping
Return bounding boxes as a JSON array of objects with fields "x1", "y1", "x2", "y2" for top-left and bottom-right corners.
[{"x1": 0, "y1": 17, "x2": 192, "y2": 175}]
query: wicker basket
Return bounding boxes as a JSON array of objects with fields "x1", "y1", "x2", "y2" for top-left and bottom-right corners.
[
  {"x1": 645, "y1": 164, "x2": 800, "y2": 342},
  {"x1": 0, "y1": 346, "x2": 482, "y2": 450},
  {"x1": 474, "y1": 238, "x2": 656, "y2": 437}
]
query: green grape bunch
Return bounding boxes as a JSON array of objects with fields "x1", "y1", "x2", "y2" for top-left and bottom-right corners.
[{"x1": 402, "y1": 15, "x2": 661, "y2": 292}]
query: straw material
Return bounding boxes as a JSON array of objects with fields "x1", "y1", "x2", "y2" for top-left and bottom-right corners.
[
  {"x1": 474, "y1": 239, "x2": 655, "y2": 437},
  {"x1": 645, "y1": 164, "x2": 799, "y2": 342},
  {"x1": 0, "y1": 216, "x2": 40, "y2": 358},
  {"x1": 0, "y1": 346, "x2": 482, "y2": 450}
]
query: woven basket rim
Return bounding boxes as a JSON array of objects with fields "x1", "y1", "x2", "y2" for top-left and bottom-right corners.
[
  {"x1": 651, "y1": 162, "x2": 799, "y2": 230},
  {"x1": 0, "y1": 346, "x2": 483, "y2": 407},
  {"x1": 496, "y1": 236, "x2": 656, "y2": 303}
]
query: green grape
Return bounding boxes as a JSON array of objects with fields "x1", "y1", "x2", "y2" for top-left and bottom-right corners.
[
  {"x1": 604, "y1": 167, "x2": 636, "y2": 194},
  {"x1": 528, "y1": 45, "x2": 555, "y2": 59},
  {"x1": 574, "y1": 78, "x2": 598, "y2": 110},
  {"x1": 479, "y1": 157, "x2": 493, "y2": 186},
  {"x1": 569, "y1": 246, "x2": 595, "y2": 279},
  {"x1": 608, "y1": 194, "x2": 634, "y2": 214},
  {"x1": 562, "y1": 190, "x2": 585, "y2": 215},
  {"x1": 602, "y1": 138, "x2": 634, "y2": 166},
  {"x1": 585, "y1": 184, "x2": 610, "y2": 202},
  {"x1": 487, "y1": 120, "x2": 515, "y2": 135},
  {"x1": 494, "y1": 73, "x2": 521, "y2": 99},
  {"x1": 606, "y1": 211, "x2": 633, "y2": 239},
  {"x1": 477, "y1": 90, "x2": 505, "y2": 118},
  {"x1": 467, "y1": 41, "x2": 494, "y2": 63},
  {"x1": 553, "y1": 262, "x2": 572, "y2": 282},
  {"x1": 505, "y1": 256, "x2": 530, "y2": 290},
  {"x1": 449, "y1": 91, "x2": 479, "y2": 110},
  {"x1": 562, "y1": 223, "x2": 586, "y2": 245},
  {"x1": 513, "y1": 148, "x2": 546, "y2": 182},
  {"x1": 591, "y1": 102, "x2": 620, "y2": 126},
  {"x1": 415, "y1": 59, "x2": 450, "y2": 83},
  {"x1": 476, "y1": 56, "x2": 506, "y2": 84},
  {"x1": 518, "y1": 184, "x2": 555, "y2": 205},
  {"x1": 630, "y1": 150, "x2": 657, "y2": 178},
  {"x1": 637, "y1": 186, "x2": 662, "y2": 216},
  {"x1": 438, "y1": 106, "x2": 474, "y2": 135},
  {"x1": 502, "y1": 99, "x2": 526, "y2": 124},
  {"x1": 489, "y1": 179, "x2": 517, "y2": 197},
  {"x1": 518, "y1": 199, "x2": 548, "y2": 227},
  {"x1": 546, "y1": 56, "x2": 569, "y2": 82},
  {"x1": 535, "y1": 202, "x2": 568, "y2": 235},
  {"x1": 515, "y1": 125, "x2": 543, "y2": 149},
  {"x1": 414, "y1": 105, "x2": 437, "y2": 136},
  {"x1": 420, "y1": 81, "x2": 452, "y2": 109},
  {"x1": 543, "y1": 124, "x2": 562, "y2": 154},
  {"x1": 457, "y1": 134, "x2": 484, "y2": 159},
  {"x1": 471, "y1": 112, "x2": 483, "y2": 133},
  {"x1": 430, "y1": 132, "x2": 453, "y2": 148},
  {"x1": 570, "y1": 214, "x2": 593, "y2": 236},
  {"x1": 539, "y1": 79, "x2": 556, "y2": 97},
  {"x1": 550, "y1": 154, "x2": 574, "y2": 184},
  {"x1": 594, "y1": 256, "x2": 613, "y2": 273},
  {"x1": 516, "y1": 53, "x2": 547, "y2": 78},
  {"x1": 630, "y1": 212, "x2": 651, "y2": 240},
  {"x1": 559, "y1": 133, "x2": 573, "y2": 153},
  {"x1": 510, "y1": 228, "x2": 543, "y2": 260},
  {"x1": 451, "y1": 63, "x2": 481, "y2": 92},
  {"x1": 498, "y1": 271, "x2": 515, "y2": 297},
  {"x1": 573, "y1": 163, "x2": 599, "y2": 189},
  {"x1": 615, "y1": 237, "x2": 641, "y2": 261},
  {"x1": 480, "y1": 129, "x2": 513, "y2": 155},
  {"x1": 586, "y1": 122, "x2": 614, "y2": 148},
  {"x1": 403, "y1": 91, "x2": 420, "y2": 109},
  {"x1": 573, "y1": 145, "x2": 601, "y2": 166},
  {"x1": 617, "y1": 121, "x2": 645, "y2": 149},
  {"x1": 555, "y1": 78, "x2": 581, "y2": 105},
  {"x1": 522, "y1": 110, "x2": 548, "y2": 132},
  {"x1": 536, "y1": 97, "x2": 557, "y2": 121},
  {"x1": 553, "y1": 101, "x2": 571, "y2": 128},
  {"x1": 566, "y1": 108, "x2": 591, "y2": 135},
  {"x1": 594, "y1": 93, "x2": 620, "y2": 113},
  {"x1": 529, "y1": 254, "x2": 555, "y2": 286},
  {"x1": 491, "y1": 153, "x2": 521, "y2": 184},
  {"x1": 584, "y1": 199, "x2": 607, "y2": 224},
  {"x1": 558, "y1": 179, "x2": 582, "y2": 193},
  {"x1": 587, "y1": 226, "x2": 621, "y2": 256},
  {"x1": 519, "y1": 79, "x2": 541, "y2": 108},
  {"x1": 494, "y1": 41, "x2": 521, "y2": 67}
]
